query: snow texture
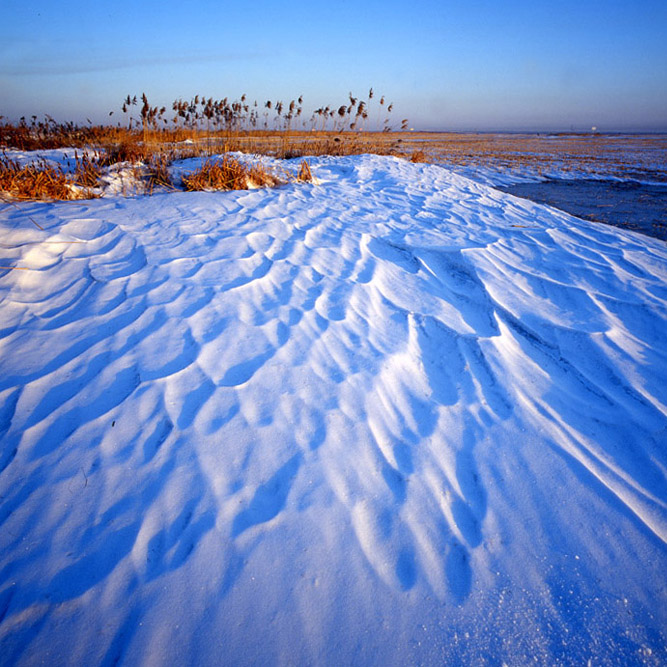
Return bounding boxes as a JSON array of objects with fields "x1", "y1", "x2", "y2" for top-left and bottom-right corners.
[{"x1": 1, "y1": 154, "x2": 666, "y2": 665}]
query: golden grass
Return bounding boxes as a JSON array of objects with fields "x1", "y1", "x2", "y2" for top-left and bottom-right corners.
[
  {"x1": 0, "y1": 155, "x2": 99, "y2": 200},
  {"x1": 141, "y1": 153, "x2": 175, "y2": 193},
  {"x1": 4, "y1": 125, "x2": 664, "y2": 201},
  {"x1": 1, "y1": 89, "x2": 405, "y2": 159},
  {"x1": 0, "y1": 139, "x2": 316, "y2": 200},
  {"x1": 296, "y1": 160, "x2": 313, "y2": 182},
  {"x1": 0, "y1": 88, "x2": 411, "y2": 200},
  {"x1": 73, "y1": 150, "x2": 103, "y2": 187},
  {"x1": 182, "y1": 156, "x2": 282, "y2": 191},
  {"x1": 10, "y1": 90, "x2": 661, "y2": 200}
]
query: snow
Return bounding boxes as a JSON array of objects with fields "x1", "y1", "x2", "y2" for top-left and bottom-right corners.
[
  {"x1": 429, "y1": 134, "x2": 667, "y2": 188},
  {"x1": 1, "y1": 153, "x2": 666, "y2": 665}
]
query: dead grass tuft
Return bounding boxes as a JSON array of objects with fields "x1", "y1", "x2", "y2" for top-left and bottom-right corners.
[
  {"x1": 182, "y1": 156, "x2": 282, "y2": 192},
  {"x1": 296, "y1": 160, "x2": 313, "y2": 182},
  {"x1": 0, "y1": 154, "x2": 99, "y2": 200},
  {"x1": 100, "y1": 140, "x2": 147, "y2": 165},
  {"x1": 141, "y1": 153, "x2": 175, "y2": 193},
  {"x1": 410, "y1": 149, "x2": 428, "y2": 163},
  {"x1": 73, "y1": 150, "x2": 103, "y2": 187}
]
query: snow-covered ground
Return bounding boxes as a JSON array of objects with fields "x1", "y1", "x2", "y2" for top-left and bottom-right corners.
[
  {"x1": 1, "y1": 154, "x2": 666, "y2": 665},
  {"x1": 428, "y1": 133, "x2": 667, "y2": 187}
]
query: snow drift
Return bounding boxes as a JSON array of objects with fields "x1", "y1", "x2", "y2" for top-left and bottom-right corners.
[{"x1": 1, "y1": 155, "x2": 666, "y2": 665}]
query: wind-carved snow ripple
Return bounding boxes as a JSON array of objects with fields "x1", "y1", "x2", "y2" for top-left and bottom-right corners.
[
  {"x1": 324, "y1": 233, "x2": 502, "y2": 600},
  {"x1": 466, "y1": 229, "x2": 667, "y2": 542},
  {"x1": 1, "y1": 159, "x2": 667, "y2": 664},
  {"x1": 0, "y1": 200, "x2": 234, "y2": 634}
]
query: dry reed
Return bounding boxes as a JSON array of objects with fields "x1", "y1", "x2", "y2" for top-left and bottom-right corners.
[
  {"x1": 182, "y1": 156, "x2": 282, "y2": 192},
  {"x1": 0, "y1": 88, "x2": 417, "y2": 199},
  {"x1": 296, "y1": 160, "x2": 313, "y2": 182},
  {"x1": 0, "y1": 155, "x2": 98, "y2": 200}
]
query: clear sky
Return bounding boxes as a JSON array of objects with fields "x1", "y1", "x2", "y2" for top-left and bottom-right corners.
[{"x1": 1, "y1": 0, "x2": 666, "y2": 131}]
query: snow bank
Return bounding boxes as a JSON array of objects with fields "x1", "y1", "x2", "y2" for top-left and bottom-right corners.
[{"x1": 1, "y1": 155, "x2": 666, "y2": 665}]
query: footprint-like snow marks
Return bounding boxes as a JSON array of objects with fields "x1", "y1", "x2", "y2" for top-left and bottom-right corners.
[{"x1": 1, "y1": 155, "x2": 667, "y2": 666}]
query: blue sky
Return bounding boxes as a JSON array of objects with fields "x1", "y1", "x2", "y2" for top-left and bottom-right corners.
[{"x1": 1, "y1": 0, "x2": 666, "y2": 131}]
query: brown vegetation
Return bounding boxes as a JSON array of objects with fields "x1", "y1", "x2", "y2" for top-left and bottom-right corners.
[
  {"x1": 182, "y1": 156, "x2": 282, "y2": 192},
  {"x1": 1, "y1": 89, "x2": 407, "y2": 159},
  {"x1": 0, "y1": 154, "x2": 99, "y2": 200},
  {"x1": 296, "y1": 160, "x2": 313, "y2": 182},
  {"x1": 0, "y1": 89, "x2": 414, "y2": 199}
]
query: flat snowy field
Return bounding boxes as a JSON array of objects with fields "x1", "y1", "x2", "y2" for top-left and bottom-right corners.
[{"x1": 1, "y1": 154, "x2": 666, "y2": 665}]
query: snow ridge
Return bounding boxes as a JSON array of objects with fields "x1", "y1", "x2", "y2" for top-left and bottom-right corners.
[{"x1": 1, "y1": 155, "x2": 666, "y2": 665}]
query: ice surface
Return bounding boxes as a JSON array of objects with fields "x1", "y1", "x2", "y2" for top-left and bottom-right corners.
[
  {"x1": 0, "y1": 154, "x2": 666, "y2": 665},
  {"x1": 498, "y1": 178, "x2": 667, "y2": 241}
]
